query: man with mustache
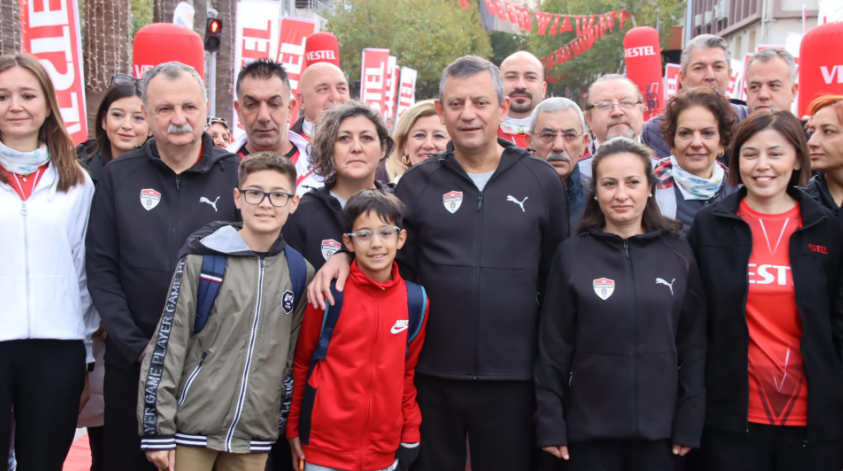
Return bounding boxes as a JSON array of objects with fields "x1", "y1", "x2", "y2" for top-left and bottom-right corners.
[
  {"x1": 526, "y1": 97, "x2": 590, "y2": 229},
  {"x1": 228, "y1": 59, "x2": 319, "y2": 195},
  {"x1": 579, "y1": 74, "x2": 647, "y2": 178},
  {"x1": 641, "y1": 34, "x2": 750, "y2": 159},
  {"x1": 498, "y1": 51, "x2": 547, "y2": 148},
  {"x1": 86, "y1": 61, "x2": 242, "y2": 470}
]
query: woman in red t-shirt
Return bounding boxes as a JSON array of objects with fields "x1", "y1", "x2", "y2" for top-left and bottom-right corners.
[{"x1": 688, "y1": 110, "x2": 843, "y2": 470}]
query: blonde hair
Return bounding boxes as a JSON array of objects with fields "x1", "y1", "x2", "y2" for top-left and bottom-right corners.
[
  {"x1": 386, "y1": 100, "x2": 439, "y2": 181},
  {"x1": 0, "y1": 54, "x2": 84, "y2": 192}
]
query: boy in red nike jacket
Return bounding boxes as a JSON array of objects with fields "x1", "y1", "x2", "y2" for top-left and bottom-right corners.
[{"x1": 287, "y1": 190, "x2": 428, "y2": 471}]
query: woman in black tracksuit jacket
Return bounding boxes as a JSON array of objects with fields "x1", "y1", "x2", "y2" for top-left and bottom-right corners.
[
  {"x1": 688, "y1": 111, "x2": 843, "y2": 470},
  {"x1": 536, "y1": 137, "x2": 707, "y2": 471}
]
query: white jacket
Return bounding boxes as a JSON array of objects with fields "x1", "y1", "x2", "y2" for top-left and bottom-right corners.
[
  {"x1": 227, "y1": 130, "x2": 323, "y2": 196},
  {"x1": 0, "y1": 163, "x2": 98, "y2": 364}
]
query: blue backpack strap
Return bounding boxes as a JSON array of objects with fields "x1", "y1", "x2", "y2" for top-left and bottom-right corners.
[
  {"x1": 404, "y1": 281, "x2": 427, "y2": 358},
  {"x1": 195, "y1": 254, "x2": 227, "y2": 335},
  {"x1": 307, "y1": 281, "x2": 344, "y2": 379},
  {"x1": 284, "y1": 245, "x2": 307, "y2": 310}
]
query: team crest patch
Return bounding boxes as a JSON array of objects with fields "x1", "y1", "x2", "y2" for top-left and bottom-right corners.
[
  {"x1": 282, "y1": 290, "x2": 295, "y2": 315},
  {"x1": 443, "y1": 191, "x2": 463, "y2": 214},
  {"x1": 140, "y1": 189, "x2": 161, "y2": 211},
  {"x1": 321, "y1": 239, "x2": 342, "y2": 261},
  {"x1": 593, "y1": 278, "x2": 615, "y2": 300}
]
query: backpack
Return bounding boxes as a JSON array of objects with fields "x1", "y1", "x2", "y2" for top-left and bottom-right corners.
[
  {"x1": 306, "y1": 280, "x2": 427, "y2": 379},
  {"x1": 193, "y1": 245, "x2": 308, "y2": 334}
]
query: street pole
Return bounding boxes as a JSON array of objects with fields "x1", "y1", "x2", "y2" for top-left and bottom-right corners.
[
  {"x1": 208, "y1": 51, "x2": 217, "y2": 117},
  {"x1": 685, "y1": 0, "x2": 694, "y2": 44}
]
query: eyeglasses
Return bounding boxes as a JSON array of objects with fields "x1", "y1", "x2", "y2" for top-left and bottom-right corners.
[
  {"x1": 111, "y1": 73, "x2": 140, "y2": 87},
  {"x1": 586, "y1": 101, "x2": 642, "y2": 112},
  {"x1": 346, "y1": 225, "x2": 401, "y2": 245},
  {"x1": 238, "y1": 189, "x2": 295, "y2": 207},
  {"x1": 538, "y1": 131, "x2": 583, "y2": 143}
]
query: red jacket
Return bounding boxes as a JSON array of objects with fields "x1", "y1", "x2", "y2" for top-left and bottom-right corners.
[{"x1": 287, "y1": 261, "x2": 428, "y2": 471}]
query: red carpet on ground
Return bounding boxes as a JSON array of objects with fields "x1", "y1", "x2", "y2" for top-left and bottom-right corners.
[{"x1": 63, "y1": 436, "x2": 92, "y2": 471}]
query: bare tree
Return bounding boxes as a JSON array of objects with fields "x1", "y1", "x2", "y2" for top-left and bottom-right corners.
[
  {"x1": 84, "y1": 0, "x2": 133, "y2": 138},
  {"x1": 213, "y1": 0, "x2": 234, "y2": 123},
  {"x1": 153, "y1": 0, "x2": 177, "y2": 23},
  {"x1": 0, "y1": 0, "x2": 22, "y2": 56},
  {"x1": 194, "y1": 0, "x2": 207, "y2": 43}
]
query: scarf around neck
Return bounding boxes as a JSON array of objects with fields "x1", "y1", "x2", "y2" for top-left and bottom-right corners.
[
  {"x1": 499, "y1": 116, "x2": 531, "y2": 135},
  {"x1": 0, "y1": 141, "x2": 50, "y2": 176},
  {"x1": 302, "y1": 120, "x2": 316, "y2": 138},
  {"x1": 669, "y1": 155, "x2": 725, "y2": 200}
]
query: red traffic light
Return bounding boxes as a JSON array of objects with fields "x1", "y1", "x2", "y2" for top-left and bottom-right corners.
[{"x1": 208, "y1": 19, "x2": 221, "y2": 34}]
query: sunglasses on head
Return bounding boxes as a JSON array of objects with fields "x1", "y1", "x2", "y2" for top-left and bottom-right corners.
[{"x1": 110, "y1": 73, "x2": 141, "y2": 87}]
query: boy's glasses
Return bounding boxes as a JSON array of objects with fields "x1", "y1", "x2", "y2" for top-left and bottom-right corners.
[
  {"x1": 238, "y1": 188, "x2": 294, "y2": 207},
  {"x1": 346, "y1": 225, "x2": 401, "y2": 245}
]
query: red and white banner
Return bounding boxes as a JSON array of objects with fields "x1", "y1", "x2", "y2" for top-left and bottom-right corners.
[
  {"x1": 483, "y1": 4, "x2": 630, "y2": 37},
  {"x1": 727, "y1": 58, "x2": 745, "y2": 100},
  {"x1": 663, "y1": 63, "x2": 681, "y2": 104},
  {"x1": 232, "y1": 0, "x2": 282, "y2": 138},
  {"x1": 305, "y1": 32, "x2": 341, "y2": 68},
  {"x1": 540, "y1": 11, "x2": 631, "y2": 70},
  {"x1": 395, "y1": 67, "x2": 418, "y2": 120},
  {"x1": 384, "y1": 56, "x2": 399, "y2": 121},
  {"x1": 278, "y1": 17, "x2": 316, "y2": 124},
  {"x1": 360, "y1": 48, "x2": 390, "y2": 116},
  {"x1": 624, "y1": 26, "x2": 662, "y2": 121},
  {"x1": 19, "y1": 0, "x2": 87, "y2": 144}
]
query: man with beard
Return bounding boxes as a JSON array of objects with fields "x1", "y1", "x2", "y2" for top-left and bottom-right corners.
[
  {"x1": 86, "y1": 62, "x2": 241, "y2": 471},
  {"x1": 579, "y1": 74, "x2": 647, "y2": 178},
  {"x1": 526, "y1": 97, "x2": 590, "y2": 230},
  {"x1": 228, "y1": 59, "x2": 319, "y2": 195},
  {"x1": 641, "y1": 34, "x2": 750, "y2": 159},
  {"x1": 498, "y1": 51, "x2": 547, "y2": 148}
]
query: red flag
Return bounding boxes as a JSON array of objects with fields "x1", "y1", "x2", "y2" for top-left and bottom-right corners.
[
  {"x1": 395, "y1": 67, "x2": 418, "y2": 120},
  {"x1": 460, "y1": 0, "x2": 470, "y2": 8},
  {"x1": 360, "y1": 48, "x2": 390, "y2": 116},
  {"x1": 278, "y1": 17, "x2": 316, "y2": 124},
  {"x1": 549, "y1": 14, "x2": 560, "y2": 35},
  {"x1": 536, "y1": 12, "x2": 552, "y2": 35},
  {"x1": 482, "y1": 0, "x2": 497, "y2": 16},
  {"x1": 559, "y1": 14, "x2": 572, "y2": 33}
]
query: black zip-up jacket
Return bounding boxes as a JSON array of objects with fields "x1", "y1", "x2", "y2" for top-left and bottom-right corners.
[
  {"x1": 688, "y1": 187, "x2": 843, "y2": 441},
  {"x1": 535, "y1": 228, "x2": 706, "y2": 448},
  {"x1": 394, "y1": 138, "x2": 568, "y2": 380},
  {"x1": 804, "y1": 174, "x2": 842, "y2": 219},
  {"x1": 86, "y1": 132, "x2": 242, "y2": 369},
  {"x1": 283, "y1": 181, "x2": 392, "y2": 270}
]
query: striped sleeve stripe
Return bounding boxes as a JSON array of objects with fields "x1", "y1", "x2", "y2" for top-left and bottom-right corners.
[
  {"x1": 200, "y1": 274, "x2": 223, "y2": 283},
  {"x1": 142, "y1": 437, "x2": 176, "y2": 443}
]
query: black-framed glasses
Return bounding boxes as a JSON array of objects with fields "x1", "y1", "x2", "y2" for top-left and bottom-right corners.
[
  {"x1": 346, "y1": 225, "x2": 401, "y2": 245},
  {"x1": 238, "y1": 188, "x2": 295, "y2": 207},
  {"x1": 111, "y1": 73, "x2": 140, "y2": 87},
  {"x1": 538, "y1": 131, "x2": 583, "y2": 143},
  {"x1": 585, "y1": 100, "x2": 642, "y2": 112}
]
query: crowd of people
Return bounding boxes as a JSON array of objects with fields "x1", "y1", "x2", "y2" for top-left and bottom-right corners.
[{"x1": 2, "y1": 28, "x2": 843, "y2": 471}]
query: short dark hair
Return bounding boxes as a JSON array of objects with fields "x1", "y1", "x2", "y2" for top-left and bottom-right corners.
[
  {"x1": 238, "y1": 151, "x2": 298, "y2": 189},
  {"x1": 342, "y1": 189, "x2": 405, "y2": 234},
  {"x1": 578, "y1": 138, "x2": 682, "y2": 235},
  {"x1": 728, "y1": 110, "x2": 811, "y2": 188},
  {"x1": 660, "y1": 87, "x2": 736, "y2": 151},
  {"x1": 95, "y1": 81, "x2": 145, "y2": 163},
  {"x1": 235, "y1": 59, "x2": 292, "y2": 98},
  {"x1": 309, "y1": 101, "x2": 395, "y2": 187}
]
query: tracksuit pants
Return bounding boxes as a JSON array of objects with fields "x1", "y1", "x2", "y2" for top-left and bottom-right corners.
[
  {"x1": 0, "y1": 339, "x2": 86, "y2": 470},
  {"x1": 698, "y1": 423, "x2": 843, "y2": 471},
  {"x1": 563, "y1": 440, "x2": 676, "y2": 471},
  {"x1": 411, "y1": 375, "x2": 535, "y2": 471},
  {"x1": 104, "y1": 363, "x2": 157, "y2": 471}
]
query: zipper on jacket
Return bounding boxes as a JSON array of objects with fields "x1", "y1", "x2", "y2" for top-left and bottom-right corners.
[
  {"x1": 568, "y1": 371, "x2": 574, "y2": 387},
  {"x1": 360, "y1": 292, "x2": 381, "y2": 457},
  {"x1": 21, "y1": 200, "x2": 31, "y2": 337},
  {"x1": 625, "y1": 239, "x2": 640, "y2": 438},
  {"x1": 472, "y1": 189, "x2": 486, "y2": 379},
  {"x1": 623, "y1": 240, "x2": 630, "y2": 259},
  {"x1": 178, "y1": 352, "x2": 208, "y2": 405},
  {"x1": 477, "y1": 194, "x2": 483, "y2": 211},
  {"x1": 225, "y1": 259, "x2": 265, "y2": 452},
  {"x1": 169, "y1": 175, "x2": 183, "y2": 267}
]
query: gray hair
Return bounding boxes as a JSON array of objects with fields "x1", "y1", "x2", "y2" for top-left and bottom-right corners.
[
  {"x1": 585, "y1": 74, "x2": 643, "y2": 113},
  {"x1": 746, "y1": 48, "x2": 797, "y2": 85},
  {"x1": 439, "y1": 55, "x2": 504, "y2": 104},
  {"x1": 141, "y1": 61, "x2": 208, "y2": 107},
  {"x1": 528, "y1": 97, "x2": 585, "y2": 134},
  {"x1": 680, "y1": 34, "x2": 731, "y2": 75}
]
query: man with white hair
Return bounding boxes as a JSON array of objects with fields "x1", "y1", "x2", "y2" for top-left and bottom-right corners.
[
  {"x1": 641, "y1": 34, "x2": 750, "y2": 158},
  {"x1": 526, "y1": 97, "x2": 590, "y2": 229},
  {"x1": 86, "y1": 61, "x2": 241, "y2": 471}
]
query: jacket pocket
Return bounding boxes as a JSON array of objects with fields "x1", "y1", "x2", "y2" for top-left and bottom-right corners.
[
  {"x1": 299, "y1": 383, "x2": 317, "y2": 445},
  {"x1": 566, "y1": 351, "x2": 635, "y2": 441},
  {"x1": 178, "y1": 352, "x2": 207, "y2": 406}
]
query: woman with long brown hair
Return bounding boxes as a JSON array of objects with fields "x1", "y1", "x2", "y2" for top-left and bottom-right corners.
[{"x1": 0, "y1": 54, "x2": 98, "y2": 470}]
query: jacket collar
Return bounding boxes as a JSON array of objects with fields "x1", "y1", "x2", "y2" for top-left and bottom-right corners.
[
  {"x1": 585, "y1": 226, "x2": 668, "y2": 244},
  {"x1": 147, "y1": 132, "x2": 229, "y2": 174},
  {"x1": 348, "y1": 260, "x2": 403, "y2": 295},
  {"x1": 713, "y1": 186, "x2": 829, "y2": 227},
  {"x1": 810, "y1": 173, "x2": 839, "y2": 211},
  {"x1": 179, "y1": 221, "x2": 288, "y2": 258}
]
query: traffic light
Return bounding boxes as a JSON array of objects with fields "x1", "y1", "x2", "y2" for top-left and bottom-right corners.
[{"x1": 205, "y1": 18, "x2": 222, "y2": 52}]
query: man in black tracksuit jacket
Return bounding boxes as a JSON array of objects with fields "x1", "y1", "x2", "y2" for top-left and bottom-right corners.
[
  {"x1": 397, "y1": 135, "x2": 568, "y2": 469},
  {"x1": 283, "y1": 180, "x2": 392, "y2": 270},
  {"x1": 86, "y1": 131, "x2": 240, "y2": 470}
]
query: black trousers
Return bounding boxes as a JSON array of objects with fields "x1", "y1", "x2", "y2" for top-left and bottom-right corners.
[
  {"x1": 411, "y1": 375, "x2": 535, "y2": 471},
  {"x1": 562, "y1": 440, "x2": 676, "y2": 471},
  {"x1": 699, "y1": 423, "x2": 843, "y2": 471},
  {"x1": 0, "y1": 339, "x2": 86, "y2": 471},
  {"x1": 265, "y1": 438, "x2": 294, "y2": 471},
  {"x1": 87, "y1": 425, "x2": 104, "y2": 471},
  {"x1": 104, "y1": 363, "x2": 156, "y2": 471}
]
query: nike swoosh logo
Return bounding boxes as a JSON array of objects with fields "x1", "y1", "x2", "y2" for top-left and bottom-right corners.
[{"x1": 391, "y1": 325, "x2": 409, "y2": 334}]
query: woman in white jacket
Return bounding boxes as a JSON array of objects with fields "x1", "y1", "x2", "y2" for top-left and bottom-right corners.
[{"x1": 0, "y1": 54, "x2": 98, "y2": 470}]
